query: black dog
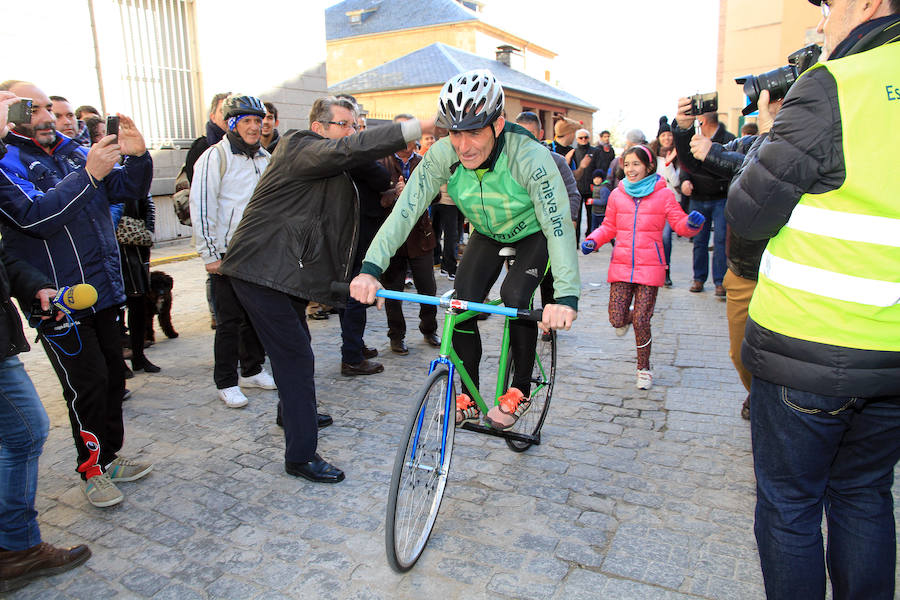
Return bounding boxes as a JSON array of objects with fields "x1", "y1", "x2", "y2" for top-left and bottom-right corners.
[{"x1": 146, "y1": 271, "x2": 178, "y2": 342}]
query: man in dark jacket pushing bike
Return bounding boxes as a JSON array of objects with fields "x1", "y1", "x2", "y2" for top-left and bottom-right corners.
[{"x1": 221, "y1": 95, "x2": 432, "y2": 484}]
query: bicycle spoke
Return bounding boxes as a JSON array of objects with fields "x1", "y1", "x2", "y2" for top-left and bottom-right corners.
[{"x1": 387, "y1": 367, "x2": 454, "y2": 570}]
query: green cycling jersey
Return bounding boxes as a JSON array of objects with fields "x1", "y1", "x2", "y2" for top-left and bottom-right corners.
[{"x1": 361, "y1": 123, "x2": 580, "y2": 309}]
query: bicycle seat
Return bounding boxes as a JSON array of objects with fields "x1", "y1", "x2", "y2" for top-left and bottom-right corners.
[{"x1": 498, "y1": 247, "x2": 516, "y2": 257}]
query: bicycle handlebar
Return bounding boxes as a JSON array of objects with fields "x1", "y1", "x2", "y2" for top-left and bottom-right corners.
[{"x1": 330, "y1": 282, "x2": 543, "y2": 322}]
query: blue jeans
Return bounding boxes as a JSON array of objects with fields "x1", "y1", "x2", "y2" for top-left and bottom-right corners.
[
  {"x1": 750, "y1": 377, "x2": 900, "y2": 600},
  {"x1": 590, "y1": 207, "x2": 605, "y2": 231},
  {"x1": 0, "y1": 356, "x2": 49, "y2": 551},
  {"x1": 662, "y1": 222, "x2": 672, "y2": 267},
  {"x1": 690, "y1": 198, "x2": 726, "y2": 285}
]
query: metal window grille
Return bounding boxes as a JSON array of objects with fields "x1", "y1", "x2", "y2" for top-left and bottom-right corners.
[{"x1": 96, "y1": 0, "x2": 199, "y2": 147}]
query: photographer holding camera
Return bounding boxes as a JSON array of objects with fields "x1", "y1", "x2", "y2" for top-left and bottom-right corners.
[
  {"x1": 725, "y1": 1, "x2": 900, "y2": 598},
  {"x1": 672, "y1": 99, "x2": 734, "y2": 296}
]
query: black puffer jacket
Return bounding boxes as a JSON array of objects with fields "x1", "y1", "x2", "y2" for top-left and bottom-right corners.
[
  {"x1": 686, "y1": 135, "x2": 767, "y2": 280},
  {"x1": 570, "y1": 143, "x2": 602, "y2": 198},
  {"x1": 673, "y1": 122, "x2": 735, "y2": 201},
  {"x1": 220, "y1": 123, "x2": 409, "y2": 307},
  {"x1": 725, "y1": 14, "x2": 900, "y2": 397},
  {"x1": 349, "y1": 159, "x2": 392, "y2": 272},
  {"x1": 0, "y1": 248, "x2": 52, "y2": 359}
]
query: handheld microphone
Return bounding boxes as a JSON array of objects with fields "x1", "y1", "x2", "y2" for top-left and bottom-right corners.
[{"x1": 32, "y1": 284, "x2": 98, "y2": 316}]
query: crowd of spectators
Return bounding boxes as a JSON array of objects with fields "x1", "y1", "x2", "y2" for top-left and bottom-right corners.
[{"x1": 0, "y1": 1, "x2": 898, "y2": 592}]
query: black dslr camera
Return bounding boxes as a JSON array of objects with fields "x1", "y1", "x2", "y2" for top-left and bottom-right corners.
[{"x1": 736, "y1": 44, "x2": 822, "y2": 116}]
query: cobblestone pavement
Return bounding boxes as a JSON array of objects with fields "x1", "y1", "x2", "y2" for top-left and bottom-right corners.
[{"x1": 11, "y1": 236, "x2": 900, "y2": 599}]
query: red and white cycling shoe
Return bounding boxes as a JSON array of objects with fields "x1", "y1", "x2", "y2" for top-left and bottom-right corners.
[
  {"x1": 485, "y1": 387, "x2": 531, "y2": 431},
  {"x1": 455, "y1": 393, "x2": 480, "y2": 426}
]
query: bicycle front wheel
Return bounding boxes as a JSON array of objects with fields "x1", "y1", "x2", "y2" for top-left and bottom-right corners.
[
  {"x1": 385, "y1": 365, "x2": 455, "y2": 572},
  {"x1": 503, "y1": 329, "x2": 556, "y2": 452}
]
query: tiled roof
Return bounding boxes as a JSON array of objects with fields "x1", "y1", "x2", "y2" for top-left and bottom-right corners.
[
  {"x1": 326, "y1": 0, "x2": 478, "y2": 41},
  {"x1": 329, "y1": 43, "x2": 596, "y2": 111}
]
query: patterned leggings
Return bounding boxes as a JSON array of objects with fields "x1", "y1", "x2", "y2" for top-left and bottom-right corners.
[{"x1": 608, "y1": 282, "x2": 659, "y2": 370}]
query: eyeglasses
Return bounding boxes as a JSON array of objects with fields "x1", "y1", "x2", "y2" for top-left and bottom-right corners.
[
  {"x1": 820, "y1": 0, "x2": 831, "y2": 18},
  {"x1": 322, "y1": 120, "x2": 359, "y2": 131},
  {"x1": 577, "y1": 136, "x2": 589, "y2": 140}
]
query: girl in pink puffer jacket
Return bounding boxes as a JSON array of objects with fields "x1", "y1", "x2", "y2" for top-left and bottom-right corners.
[{"x1": 582, "y1": 145, "x2": 705, "y2": 390}]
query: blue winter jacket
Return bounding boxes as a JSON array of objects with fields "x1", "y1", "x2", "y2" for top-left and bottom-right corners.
[{"x1": 0, "y1": 132, "x2": 153, "y2": 319}]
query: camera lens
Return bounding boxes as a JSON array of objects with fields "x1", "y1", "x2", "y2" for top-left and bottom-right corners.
[{"x1": 736, "y1": 66, "x2": 797, "y2": 116}]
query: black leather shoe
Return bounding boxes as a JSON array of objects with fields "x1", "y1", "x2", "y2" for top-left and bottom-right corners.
[
  {"x1": 423, "y1": 333, "x2": 441, "y2": 347},
  {"x1": 277, "y1": 413, "x2": 332, "y2": 428},
  {"x1": 362, "y1": 346, "x2": 378, "y2": 359},
  {"x1": 285, "y1": 455, "x2": 345, "y2": 483},
  {"x1": 341, "y1": 359, "x2": 384, "y2": 376},
  {"x1": 131, "y1": 357, "x2": 161, "y2": 373},
  {"x1": 390, "y1": 339, "x2": 409, "y2": 355}
]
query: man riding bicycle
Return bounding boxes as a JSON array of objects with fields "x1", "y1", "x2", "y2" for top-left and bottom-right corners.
[{"x1": 350, "y1": 69, "x2": 580, "y2": 431}]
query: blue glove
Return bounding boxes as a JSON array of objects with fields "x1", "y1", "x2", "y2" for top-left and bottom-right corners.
[
  {"x1": 687, "y1": 210, "x2": 706, "y2": 229},
  {"x1": 581, "y1": 240, "x2": 597, "y2": 255}
]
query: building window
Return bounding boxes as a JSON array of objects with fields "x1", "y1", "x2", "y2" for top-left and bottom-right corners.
[{"x1": 91, "y1": 0, "x2": 199, "y2": 148}]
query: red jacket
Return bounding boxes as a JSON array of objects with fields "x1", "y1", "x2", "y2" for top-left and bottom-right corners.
[{"x1": 586, "y1": 175, "x2": 697, "y2": 287}]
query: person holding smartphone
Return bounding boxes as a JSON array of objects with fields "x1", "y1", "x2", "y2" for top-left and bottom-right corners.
[
  {"x1": 0, "y1": 80, "x2": 154, "y2": 508},
  {"x1": 0, "y1": 89, "x2": 92, "y2": 593}
]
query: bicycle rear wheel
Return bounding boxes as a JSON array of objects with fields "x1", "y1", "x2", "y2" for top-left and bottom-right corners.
[
  {"x1": 385, "y1": 365, "x2": 455, "y2": 572},
  {"x1": 503, "y1": 329, "x2": 556, "y2": 452}
]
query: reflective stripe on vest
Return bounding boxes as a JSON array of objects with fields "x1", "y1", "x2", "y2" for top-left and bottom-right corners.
[{"x1": 748, "y1": 42, "x2": 900, "y2": 352}]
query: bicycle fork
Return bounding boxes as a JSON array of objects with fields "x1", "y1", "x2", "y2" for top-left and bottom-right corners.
[{"x1": 407, "y1": 357, "x2": 455, "y2": 474}]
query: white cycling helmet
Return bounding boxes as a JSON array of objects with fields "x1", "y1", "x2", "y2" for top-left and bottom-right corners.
[{"x1": 437, "y1": 69, "x2": 505, "y2": 131}]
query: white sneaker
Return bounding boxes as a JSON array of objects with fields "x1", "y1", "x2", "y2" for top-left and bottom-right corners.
[
  {"x1": 218, "y1": 386, "x2": 248, "y2": 408},
  {"x1": 615, "y1": 324, "x2": 631, "y2": 337},
  {"x1": 636, "y1": 369, "x2": 653, "y2": 390},
  {"x1": 239, "y1": 369, "x2": 276, "y2": 390}
]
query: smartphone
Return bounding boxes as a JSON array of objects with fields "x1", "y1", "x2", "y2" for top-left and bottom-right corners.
[
  {"x1": 106, "y1": 115, "x2": 119, "y2": 137},
  {"x1": 689, "y1": 92, "x2": 718, "y2": 116},
  {"x1": 30, "y1": 299, "x2": 54, "y2": 317},
  {"x1": 8, "y1": 99, "x2": 33, "y2": 125}
]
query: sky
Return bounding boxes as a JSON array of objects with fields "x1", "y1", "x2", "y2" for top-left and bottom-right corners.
[
  {"x1": 323, "y1": 0, "x2": 721, "y2": 142},
  {"x1": 478, "y1": 0, "x2": 720, "y2": 139}
]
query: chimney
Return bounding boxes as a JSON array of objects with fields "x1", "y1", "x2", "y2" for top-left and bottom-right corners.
[{"x1": 495, "y1": 45, "x2": 519, "y2": 68}]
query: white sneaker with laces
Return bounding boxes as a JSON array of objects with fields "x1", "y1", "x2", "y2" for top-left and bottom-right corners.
[
  {"x1": 218, "y1": 386, "x2": 249, "y2": 408},
  {"x1": 636, "y1": 369, "x2": 653, "y2": 390},
  {"x1": 239, "y1": 368, "x2": 276, "y2": 390}
]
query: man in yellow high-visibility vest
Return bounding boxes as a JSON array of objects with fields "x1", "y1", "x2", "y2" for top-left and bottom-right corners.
[{"x1": 726, "y1": 1, "x2": 900, "y2": 597}]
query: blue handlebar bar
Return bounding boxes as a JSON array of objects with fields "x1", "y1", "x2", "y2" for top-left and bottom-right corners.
[{"x1": 330, "y1": 282, "x2": 542, "y2": 321}]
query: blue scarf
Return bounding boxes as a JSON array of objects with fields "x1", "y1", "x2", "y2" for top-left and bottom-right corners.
[{"x1": 622, "y1": 173, "x2": 658, "y2": 199}]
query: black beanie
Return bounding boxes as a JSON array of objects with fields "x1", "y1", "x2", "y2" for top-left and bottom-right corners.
[{"x1": 657, "y1": 116, "x2": 671, "y2": 137}]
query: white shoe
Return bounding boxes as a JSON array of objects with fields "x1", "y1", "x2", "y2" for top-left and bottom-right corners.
[
  {"x1": 239, "y1": 369, "x2": 276, "y2": 390},
  {"x1": 636, "y1": 369, "x2": 653, "y2": 390},
  {"x1": 218, "y1": 386, "x2": 248, "y2": 408},
  {"x1": 615, "y1": 324, "x2": 631, "y2": 337}
]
